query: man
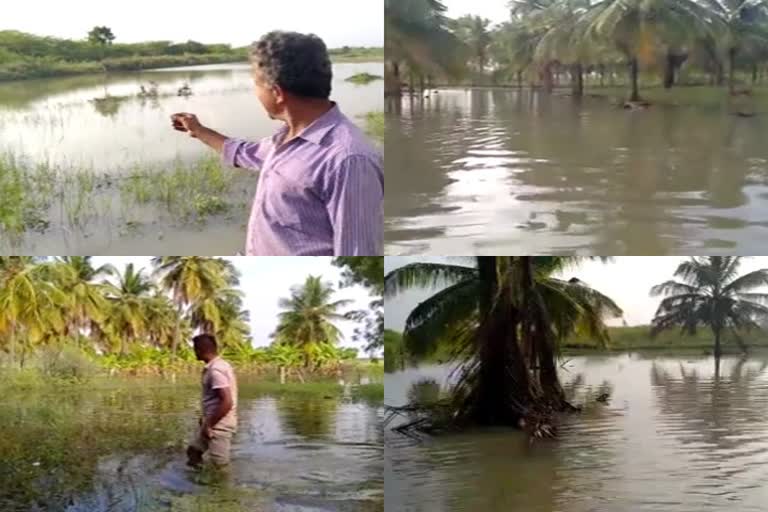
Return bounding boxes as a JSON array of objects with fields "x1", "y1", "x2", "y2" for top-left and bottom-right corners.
[
  {"x1": 186, "y1": 334, "x2": 238, "y2": 467},
  {"x1": 171, "y1": 31, "x2": 383, "y2": 256}
]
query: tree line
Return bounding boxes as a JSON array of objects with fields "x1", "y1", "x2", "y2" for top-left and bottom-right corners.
[
  {"x1": 0, "y1": 257, "x2": 382, "y2": 378},
  {"x1": 385, "y1": 0, "x2": 768, "y2": 101}
]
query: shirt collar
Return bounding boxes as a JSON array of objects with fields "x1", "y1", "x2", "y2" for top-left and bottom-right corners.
[
  {"x1": 204, "y1": 355, "x2": 220, "y2": 370},
  {"x1": 272, "y1": 102, "x2": 342, "y2": 147}
]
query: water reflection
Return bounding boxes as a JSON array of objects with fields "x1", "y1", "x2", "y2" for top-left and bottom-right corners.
[
  {"x1": 386, "y1": 89, "x2": 768, "y2": 254},
  {"x1": 386, "y1": 355, "x2": 768, "y2": 511}
]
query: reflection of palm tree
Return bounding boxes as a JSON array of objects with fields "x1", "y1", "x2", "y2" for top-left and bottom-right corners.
[
  {"x1": 276, "y1": 396, "x2": 338, "y2": 439},
  {"x1": 650, "y1": 358, "x2": 768, "y2": 449}
]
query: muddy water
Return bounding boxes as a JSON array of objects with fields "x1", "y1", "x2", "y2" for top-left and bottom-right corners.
[
  {"x1": 0, "y1": 378, "x2": 383, "y2": 511},
  {"x1": 385, "y1": 354, "x2": 768, "y2": 511},
  {"x1": 385, "y1": 89, "x2": 768, "y2": 255},
  {"x1": 0, "y1": 62, "x2": 383, "y2": 255}
]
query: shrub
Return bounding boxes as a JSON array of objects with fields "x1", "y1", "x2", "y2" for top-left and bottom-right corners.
[{"x1": 38, "y1": 346, "x2": 98, "y2": 382}]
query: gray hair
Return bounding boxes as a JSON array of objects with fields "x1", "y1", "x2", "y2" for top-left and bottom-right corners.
[{"x1": 250, "y1": 31, "x2": 332, "y2": 99}]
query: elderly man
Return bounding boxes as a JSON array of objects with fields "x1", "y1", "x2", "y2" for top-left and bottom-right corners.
[
  {"x1": 186, "y1": 334, "x2": 238, "y2": 467},
  {"x1": 172, "y1": 31, "x2": 383, "y2": 256}
]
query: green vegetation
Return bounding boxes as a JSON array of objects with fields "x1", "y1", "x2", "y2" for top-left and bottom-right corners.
[
  {"x1": 385, "y1": 0, "x2": 768, "y2": 103},
  {"x1": 362, "y1": 111, "x2": 385, "y2": 142},
  {"x1": 346, "y1": 72, "x2": 383, "y2": 84},
  {"x1": 0, "y1": 30, "x2": 382, "y2": 81},
  {"x1": 328, "y1": 46, "x2": 384, "y2": 62},
  {"x1": 0, "y1": 152, "x2": 250, "y2": 241},
  {"x1": 385, "y1": 257, "x2": 622, "y2": 436},
  {"x1": 0, "y1": 257, "x2": 376, "y2": 381}
]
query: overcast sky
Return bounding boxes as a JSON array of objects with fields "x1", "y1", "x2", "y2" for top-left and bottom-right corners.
[
  {"x1": 3, "y1": 0, "x2": 383, "y2": 48},
  {"x1": 91, "y1": 256, "x2": 374, "y2": 354},
  {"x1": 443, "y1": 0, "x2": 511, "y2": 24},
  {"x1": 385, "y1": 257, "x2": 768, "y2": 332}
]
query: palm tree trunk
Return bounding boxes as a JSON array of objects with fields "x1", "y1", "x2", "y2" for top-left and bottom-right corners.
[
  {"x1": 455, "y1": 257, "x2": 533, "y2": 426},
  {"x1": 517, "y1": 70, "x2": 523, "y2": 89},
  {"x1": 542, "y1": 63, "x2": 553, "y2": 94},
  {"x1": 172, "y1": 304, "x2": 182, "y2": 357},
  {"x1": 629, "y1": 58, "x2": 640, "y2": 102},
  {"x1": 571, "y1": 63, "x2": 584, "y2": 98},
  {"x1": 663, "y1": 52, "x2": 675, "y2": 89},
  {"x1": 714, "y1": 327, "x2": 722, "y2": 361},
  {"x1": 728, "y1": 48, "x2": 737, "y2": 94}
]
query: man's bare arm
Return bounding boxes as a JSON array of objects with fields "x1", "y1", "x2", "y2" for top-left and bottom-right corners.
[
  {"x1": 171, "y1": 113, "x2": 228, "y2": 153},
  {"x1": 204, "y1": 387, "x2": 233, "y2": 430}
]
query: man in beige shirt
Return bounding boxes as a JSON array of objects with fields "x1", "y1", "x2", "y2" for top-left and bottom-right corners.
[{"x1": 186, "y1": 334, "x2": 238, "y2": 467}]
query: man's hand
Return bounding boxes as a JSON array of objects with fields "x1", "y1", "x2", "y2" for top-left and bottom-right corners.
[
  {"x1": 171, "y1": 113, "x2": 228, "y2": 153},
  {"x1": 171, "y1": 113, "x2": 204, "y2": 138}
]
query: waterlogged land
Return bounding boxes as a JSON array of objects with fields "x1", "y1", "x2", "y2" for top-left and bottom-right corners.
[
  {"x1": 386, "y1": 354, "x2": 768, "y2": 512},
  {"x1": 0, "y1": 372, "x2": 384, "y2": 512},
  {"x1": 0, "y1": 62, "x2": 383, "y2": 255},
  {"x1": 385, "y1": 87, "x2": 768, "y2": 255}
]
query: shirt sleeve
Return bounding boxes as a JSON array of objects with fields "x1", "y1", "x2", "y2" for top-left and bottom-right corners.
[
  {"x1": 323, "y1": 154, "x2": 384, "y2": 255},
  {"x1": 221, "y1": 138, "x2": 268, "y2": 171},
  {"x1": 210, "y1": 369, "x2": 230, "y2": 390}
]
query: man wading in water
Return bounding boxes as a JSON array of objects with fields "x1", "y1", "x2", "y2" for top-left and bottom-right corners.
[
  {"x1": 171, "y1": 31, "x2": 383, "y2": 256},
  {"x1": 186, "y1": 334, "x2": 238, "y2": 467}
]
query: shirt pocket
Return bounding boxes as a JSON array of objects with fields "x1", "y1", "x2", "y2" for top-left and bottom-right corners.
[{"x1": 260, "y1": 162, "x2": 316, "y2": 229}]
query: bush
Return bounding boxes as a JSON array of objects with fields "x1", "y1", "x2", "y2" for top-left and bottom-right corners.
[{"x1": 38, "y1": 346, "x2": 98, "y2": 382}]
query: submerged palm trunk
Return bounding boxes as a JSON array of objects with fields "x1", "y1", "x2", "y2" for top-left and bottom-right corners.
[
  {"x1": 728, "y1": 48, "x2": 737, "y2": 94},
  {"x1": 629, "y1": 58, "x2": 640, "y2": 102},
  {"x1": 453, "y1": 257, "x2": 533, "y2": 426},
  {"x1": 713, "y1": 326, "x2": 722, "y2": 360},
  {"x1": 571, "y1": 63, "x2": 584, "y2": 98}
]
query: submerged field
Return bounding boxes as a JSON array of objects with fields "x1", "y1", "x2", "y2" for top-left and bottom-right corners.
[
  {"x1": 0, "y1": 62, "x2": 384, "y2": 254},
  {"x1": 0, "y1": 368, "x2": 383, "y2": 511}
]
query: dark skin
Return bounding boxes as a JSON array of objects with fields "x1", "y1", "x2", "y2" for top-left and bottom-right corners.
[
  {"x1": 171, "y1": 66, "x2": 334, "y2": 152},
  {"x1": 186, "y1": 343, "x2": 234, "y2": 466}
]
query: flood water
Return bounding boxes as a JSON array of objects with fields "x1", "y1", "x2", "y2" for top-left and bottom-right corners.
[
  {"x1": 385, "y1": 353, "x2": 768, "y2": 511},
  {"x1": 385, "y1": 89, "x2": 768, "y2": 255},
  {"x1": 0, "y1": 62, "x2": 383, "y2": 255},
  {"x1": 0, "y1": 378, "x2": 383, "y2": 511}
]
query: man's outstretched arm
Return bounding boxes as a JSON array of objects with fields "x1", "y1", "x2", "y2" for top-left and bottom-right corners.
[{"x1": 172, "y1": 112, "x2": 264, "y2": 171}]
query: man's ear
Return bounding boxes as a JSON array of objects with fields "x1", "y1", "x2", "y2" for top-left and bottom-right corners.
[{"x1": 272, "y1": 85, "x2": 286, "y2": 104}]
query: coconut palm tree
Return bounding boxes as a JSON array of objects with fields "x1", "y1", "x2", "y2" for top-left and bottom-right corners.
[
  {"x1": 577, "y1": 0, "x2": 722, "y2": 101},
  {"x1": 274, "y1": 275, "x2": 351, "y2": 368},
  {"x1": 451, "y1": 15, "x2": 493, "y2": 74},
  {"x1": 102, "y1": 263, "x2": 154, "y2": 355},
  {"x1": 0, "y1": 257, "x2": 67, "y2": 367},
  {"x1": 385, "y1": 257, "x2": 622, "y2": 430},
  {"x1": 698, "y1": 0, "x2": 768, "y2": 93},
  {"x1": 385, "y1": 0, "x2": 466, "y2": 94},
  {"x1": 650, "y1": 256, "x2": 768, "y2": 361},
  {"x1": 151, "y1": 256, "x2": 234, "y2": 356},
  {"x1": 50, "y1": 256, "x2": 112, "y2": 339}
]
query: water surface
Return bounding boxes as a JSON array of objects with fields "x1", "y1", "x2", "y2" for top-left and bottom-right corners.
[
  {"x1": 0, "y1": 62, "x2": 383, "y2": 255},
  {"x1": 0, "y1": 378, "x2": 383, "y2": 511},
  {"x1": 385, "y1": 89, "x2": 768, "y2": 254},
  {"x1": 385, "y1": 353, "x2": 768, "y2": 511}
]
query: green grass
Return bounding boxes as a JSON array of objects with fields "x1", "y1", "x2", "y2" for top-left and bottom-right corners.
[
  {"x1": 350, "y1": 383, "x2": 384, "y2": 403},
  {"x1": 584, "y1": 85, "x2": 768, "y2": 111},
  {"x1": 565, "y1": 325, "x2": 768, "y2": 353},
  {"x1": 362, "y1": 111, "x2": 384, "y2": 142},
  {"x1": 0, "y1": 151, "x2": 246, "y2": 242},
  {"x1": 346, "y1": 72, "x2": 383, "y2": 85}
]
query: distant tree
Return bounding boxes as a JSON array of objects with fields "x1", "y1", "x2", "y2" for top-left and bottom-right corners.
[
  {"x1": 88, "y1": 26, "x2": 115, "y2": 46},
  {"x1": 334, "y1": 257, "x2": 383, "y2": 352}
]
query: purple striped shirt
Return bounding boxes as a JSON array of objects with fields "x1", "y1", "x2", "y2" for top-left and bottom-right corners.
[{"x1": 221, "y1": 104, "x2": 383, "y2": 256}]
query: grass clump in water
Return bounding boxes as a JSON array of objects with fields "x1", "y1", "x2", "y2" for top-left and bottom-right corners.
[
  {"x1": 362, "y1": 111, "x2": 384, "y2": 143},
  {"x1": 346, "y1": 72, "x2": 383, "y2": 85},
  {"x1": 351, "y1": 383, "x2": 384, "y2": 403}
]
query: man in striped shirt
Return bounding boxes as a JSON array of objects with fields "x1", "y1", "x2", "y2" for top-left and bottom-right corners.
[{"x1": 172, "y1": 31, "x2": 383, "y2": 255}]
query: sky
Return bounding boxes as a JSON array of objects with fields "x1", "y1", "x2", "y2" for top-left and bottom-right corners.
[
  {"x1": 91, "y1": 256, "x2": 376, "y2": 354},
  {"x1": 2, "y1": 0, "x2": 383, "y2": 48},
  {"x1": 384, "y1": 256, "x2": 768, "y2": 331},
  {"x1": 443, "y1": 0, "x2": 511, "y2": 25}
]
